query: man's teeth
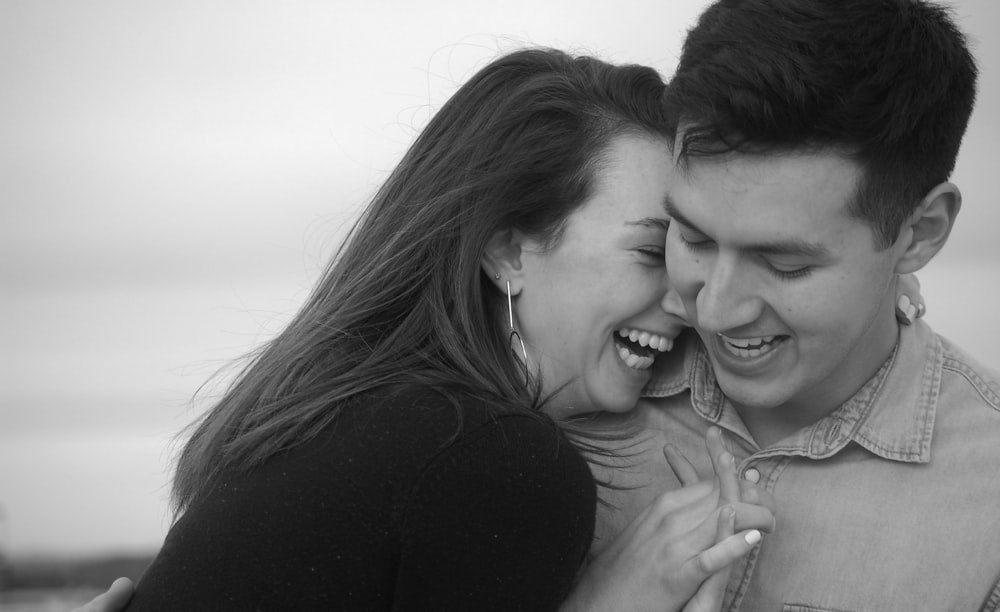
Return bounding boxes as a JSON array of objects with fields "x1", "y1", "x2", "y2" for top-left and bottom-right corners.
[
  {"x1": 617, "y1": 328, "x2": 674, "y2": 353},
  {"x1": 718, "y1": 334, "x2": 779, "y2": 358}
]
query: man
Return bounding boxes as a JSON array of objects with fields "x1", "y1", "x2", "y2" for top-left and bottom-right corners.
[{"x1": 595, "y1": 0, "x2": 1000, "y2": 609}]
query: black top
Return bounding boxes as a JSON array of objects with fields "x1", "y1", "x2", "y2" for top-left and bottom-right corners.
[{"x1": 126, "y1": 385, "x2": 596, "y2": 611}]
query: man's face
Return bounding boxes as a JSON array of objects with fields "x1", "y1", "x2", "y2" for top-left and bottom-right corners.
[{"x1": 664, "y1": 150, "x2": 906, "y2": 424}]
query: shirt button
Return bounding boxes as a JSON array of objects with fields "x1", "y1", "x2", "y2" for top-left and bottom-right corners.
[{"x1": 744, "y1": 467, "x2": 761, "y2": 483}]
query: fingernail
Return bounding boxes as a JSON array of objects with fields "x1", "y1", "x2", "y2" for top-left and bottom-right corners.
[
  {"x1": 745, "y1": 530, "x2": 762, "y2": 545},
  {"x1": 896, "y1": 296, "x2": 915, "y2": 325}
]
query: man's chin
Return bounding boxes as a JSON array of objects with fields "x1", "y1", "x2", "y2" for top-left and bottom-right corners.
[{"x1": 711, "y1": 365, "x2": 791, "y2": 412}]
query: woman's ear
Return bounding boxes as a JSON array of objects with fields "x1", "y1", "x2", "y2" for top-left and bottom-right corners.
[
  {"x1": 894, "y1": 182, "x2": 961, "y2": 275},
  {"x1": 482, "y1": 228, "x2": 527, "y2": 293}
]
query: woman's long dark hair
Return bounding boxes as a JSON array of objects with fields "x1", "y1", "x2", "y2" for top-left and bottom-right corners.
[{"x1": 171, "y1": 48, "x2": 671, "y2": 514}]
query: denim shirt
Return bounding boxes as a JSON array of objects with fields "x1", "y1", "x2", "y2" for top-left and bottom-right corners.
[{"x1": 594, "y1": 322, "x2": 1000, "y2": 611}]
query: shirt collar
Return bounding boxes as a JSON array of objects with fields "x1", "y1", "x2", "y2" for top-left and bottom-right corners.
[
  {"x1": 643, "y1": 321, "x2": 943, "y2": 463},
  {"x1": 642, "y1": 329, "x2": 702, "y2": 398}
]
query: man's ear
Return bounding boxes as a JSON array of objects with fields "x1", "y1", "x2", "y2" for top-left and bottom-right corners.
[
  {"x1": 482, "y1": 228, "x2": 527, "y2": 293},
  {"x1": 894, "y1": 182, "x2": 961, "y2": 275}
]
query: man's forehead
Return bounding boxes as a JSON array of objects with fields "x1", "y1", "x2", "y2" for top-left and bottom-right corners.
[
  {"x1": 665, "y1": 151, "x2": 862, "y2": 215},
  {"x1": 663, "y1": 169, "x2": 860, "y2": 259}
]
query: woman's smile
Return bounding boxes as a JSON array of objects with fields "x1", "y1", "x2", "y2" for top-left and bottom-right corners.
[{"x1": 614, "y1": 327, "x2": 675, "y2": 370}]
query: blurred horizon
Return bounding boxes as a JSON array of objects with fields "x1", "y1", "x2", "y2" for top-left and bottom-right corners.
[{"x1": 2, "y1": 0, "x2": 999, "y2": 559}]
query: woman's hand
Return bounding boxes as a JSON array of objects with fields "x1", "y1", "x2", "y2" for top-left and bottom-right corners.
[
  {"x1": 665, "y1": 427, "x2": 760, "y2": 612},
  {"x1": 71, "y1": 577, "x2": 134, "y2": 612},
  {"x1": 895, "y1": 273, "x2": 926, "y2": 325},
  {"x1": 561, "y1": 428, "x2": 774, "y2": 612}
]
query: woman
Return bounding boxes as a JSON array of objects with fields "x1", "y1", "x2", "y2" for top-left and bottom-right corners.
[{"x1": 84, "y1": 48, "x2": 776, "y2": 611}]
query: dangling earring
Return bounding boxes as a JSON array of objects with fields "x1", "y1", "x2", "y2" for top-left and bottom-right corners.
[{"x1": 505, "y1": 280, "x2": 529, "y2": 378}]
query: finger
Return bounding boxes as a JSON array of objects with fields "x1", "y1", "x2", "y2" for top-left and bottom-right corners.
[
  {"x1": 737, "y1": 480, "x2": 777, "y2": 513},
  {"x1": 624, "y1": 479, "x2": 718, "y2": 545},
  {"x1": 706, "y1": 428, "x2": 740, "y2": 505},
  {"x1": 661, "y1": 500, "x2": 774, "y2": 568},
  {"x1": 895, "y1": 294, "x2": 915, "y2": 325},
  {"x1": 717, "y1": 451, "x2": 741, "y2": 505},
  {"x1": 688, "y1": 528, "x2": 762, "y2": 578},
  {"x1": 683, "y1": 568, "x2": 729, "y2": 612},
  {"x1": 682, "y1": 508, "x2": 735, "y2": 612},
  {"x1": 716, "y1": 503, "x2": 735, "y2": 544},
  {"x1": 664, "y1": 442, "x2": 701, "y2": 486},
  {"x1": 71, "y1": 577, "x2": 134, "y2": 612},
  {"x1": 705, "y1": 425, "x2": 729, "y2": 459},
  {"x1": 730, "y1": 501, "x2": 776, "y2": 534},
  {"x1": 646, "y1": 480, "x2": 717, "y2": 525},
  {"x1": 897, "y1": 272, "x2": 922, "y2": 300},
  {"x1": 629, "y1": 484, "x2": 727, "y2": 549}
]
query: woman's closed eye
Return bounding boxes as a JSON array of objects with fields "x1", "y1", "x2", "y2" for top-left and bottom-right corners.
[{"x1": 637, "y1": 245, "x2": 666, "y2": 262}]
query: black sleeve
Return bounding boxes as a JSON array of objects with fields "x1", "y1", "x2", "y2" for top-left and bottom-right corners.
[{"x1": 391, "y1": 414, "x2": 596, "y2": 612}]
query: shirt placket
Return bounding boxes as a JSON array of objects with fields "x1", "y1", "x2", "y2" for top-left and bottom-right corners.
[{"x1": 725, "y1": 451, "x2": 793, "y2": 611}]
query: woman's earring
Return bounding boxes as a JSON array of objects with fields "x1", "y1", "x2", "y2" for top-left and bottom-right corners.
[{"x1": 505, "y1": 280, "x2": 529, "y2": 376}]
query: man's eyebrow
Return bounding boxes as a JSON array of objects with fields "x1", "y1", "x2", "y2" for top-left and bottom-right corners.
[
  {"x1": 664, "y1": 195, "x2": 832, "y2": 259},
  {"x1": 663, "y1": 194, "x2": 696, "y2": 231},
  {"x1": 752, "y1": 239, "x2": 832, "y2": 259}
]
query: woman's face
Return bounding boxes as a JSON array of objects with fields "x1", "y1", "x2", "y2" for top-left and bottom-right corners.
[{"x1": 514, "y1": 133, "x2": 688, "y2": 418}]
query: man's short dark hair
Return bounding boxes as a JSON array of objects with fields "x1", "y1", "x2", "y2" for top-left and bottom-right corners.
[{"x1": 664, "y1": 0, "x2": 978, "y2": 248}]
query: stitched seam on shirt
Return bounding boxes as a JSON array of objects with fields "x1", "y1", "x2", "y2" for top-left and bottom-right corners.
[
  {"x1": 725, "y1": 540, "x2": 759, "y2": 611},
  {"x1": 981, "y1": 576, "x2": 1000, "y2": 611},
  {"x1": 842, "y1": 346, "x2": 903, "y2": 458},
  {"x1": 725, "y1": 455, "x2": 792, "y2": 610},
  {"x1": 850, "y1": 338, "x2": 937, "y2": 463},
  {"x1": 942, "y1": 359, "x2": 1000, "y2": 412},
  {"x1": 645, "y1": 378, "x2": 688, "y2": 396}
]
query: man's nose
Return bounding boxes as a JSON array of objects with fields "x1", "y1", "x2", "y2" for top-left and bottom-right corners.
[
  {"x1": 695, "y1": 255, "x2": 762, "y2": 333},
  {"x1": 660, "y1": 287, "x2": 689, "y2": 322}
]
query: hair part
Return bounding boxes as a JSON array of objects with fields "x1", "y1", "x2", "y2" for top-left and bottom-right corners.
[{"x1": 664, "y1": 0, "x2": 978, "y2": 248}]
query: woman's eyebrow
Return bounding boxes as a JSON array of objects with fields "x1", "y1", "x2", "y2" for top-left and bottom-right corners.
[{"x1": 626, "y1": 217, "x2": 670, "y2": 231}]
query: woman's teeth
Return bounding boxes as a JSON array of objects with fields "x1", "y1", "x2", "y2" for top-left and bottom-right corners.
[
  {"x1": 615, "y1": 327, "x2": 674, "y2": 370},
  {"x1": 618, "y1": 328, "x2": 674, "y2": 352}
]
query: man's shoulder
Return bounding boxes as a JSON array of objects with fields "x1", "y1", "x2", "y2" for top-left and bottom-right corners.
[{"x1": 935, "y1": 332, "x2": 1000, "y2": 415}]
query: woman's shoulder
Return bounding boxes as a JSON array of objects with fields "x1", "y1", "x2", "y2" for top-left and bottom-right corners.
[
  {"x1": 339, "y1": 383, "x2": 592, "y2": 484},
  {"x1": 346, "y1": 383, "x2": 544, "y2": 436}
]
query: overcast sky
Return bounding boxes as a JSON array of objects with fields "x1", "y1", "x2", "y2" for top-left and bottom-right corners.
[{"x1": 2, "y1": 0, "x2": 998, "y2": 557}]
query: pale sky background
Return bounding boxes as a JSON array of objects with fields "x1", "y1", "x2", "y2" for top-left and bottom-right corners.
[{"x1": 2, "y1": 0, "x2": 998, "y2": 558}]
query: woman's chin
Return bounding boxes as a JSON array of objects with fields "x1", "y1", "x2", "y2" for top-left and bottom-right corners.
[{"x1": 591, "y1": 383, "x2": 644, "y2": 415}]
